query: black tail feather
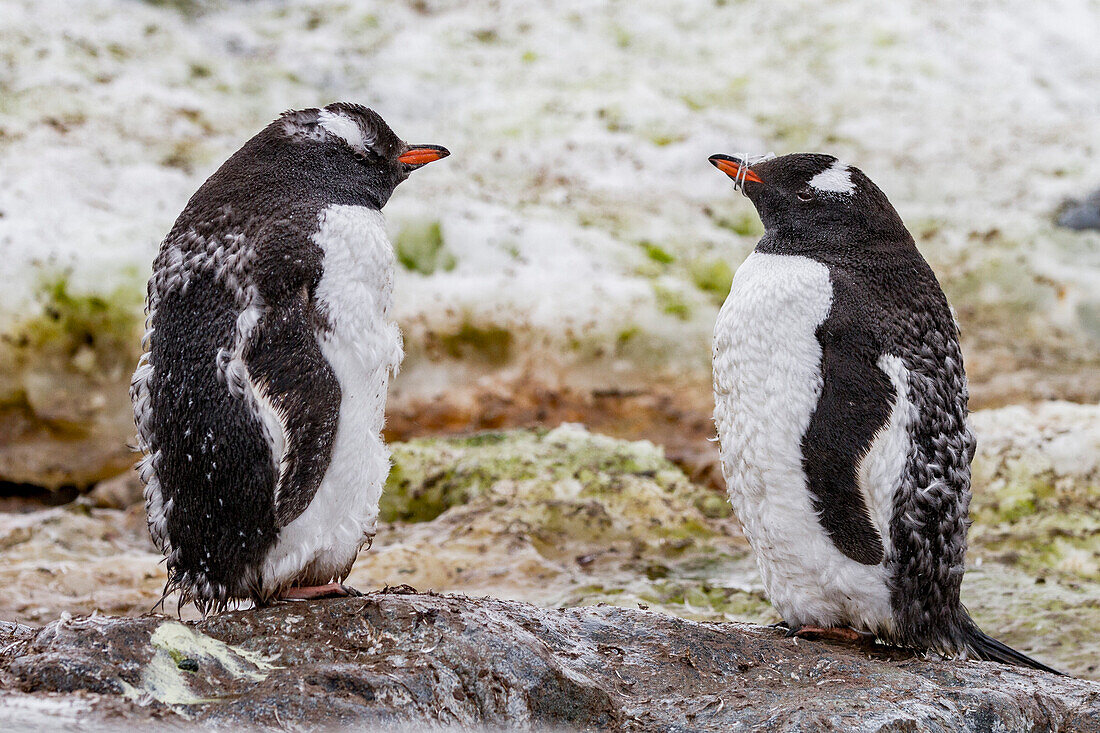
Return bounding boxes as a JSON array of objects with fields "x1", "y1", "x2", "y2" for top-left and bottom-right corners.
[{"x1": 964, "y1": 624, "x2": 1064, "y2": 676}]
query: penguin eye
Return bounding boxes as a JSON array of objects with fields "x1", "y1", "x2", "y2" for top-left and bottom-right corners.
[{"x1": 797, "y1": 187, "x2": 814, "y2": 202}]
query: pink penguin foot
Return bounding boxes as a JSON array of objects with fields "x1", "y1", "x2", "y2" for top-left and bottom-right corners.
[
  {"x1": 278, "y1": 582, "x2": 364, "y2": 601},
  {"x1": 785, "y1": 625, "x2": 876, "y2": 647}
]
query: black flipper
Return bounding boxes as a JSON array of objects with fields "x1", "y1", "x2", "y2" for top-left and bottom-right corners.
[
  {"x1": 963, "y1": 621, "x2": 1064, "y2": 676},
  {"x1": 246, "y1": 219, "x2": 341, "y2": 528},
  {"x1": 245, "y1": 296, "x2": 340, "y2": 527},
  {"x1": 802, "y1": 283, "x2": 894, "y2": 566}
]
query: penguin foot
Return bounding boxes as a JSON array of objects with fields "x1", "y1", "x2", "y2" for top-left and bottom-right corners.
[
  {"x1": 787, "y1": 625, "x2": 876, "y2": 647},
  {"x1": 769, "y1": 620, "x2": 791, "y2": 630},
  {"x1": 279, "y1": 582, "x2": 364, "y2": 601}
]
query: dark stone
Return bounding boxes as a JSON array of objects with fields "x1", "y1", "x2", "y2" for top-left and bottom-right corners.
[
  {"x1": 1, "y1": 592, "x2": 1097, "y2": 730},
  {"x1": 1057, "y1": 188, "x2": 1100, "y2": 231}
]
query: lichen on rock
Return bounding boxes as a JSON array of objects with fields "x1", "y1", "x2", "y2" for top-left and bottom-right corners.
[
  {"x1": 965, "y1": 401, "x2": 1100, "y2": 677},
  {"x1": 368, "y1": 425, "x2": 767, "y2": 623},
  {"x1": 0, "y1": 275, "x2": 144, "y2": 489},
  {"x1": 969, "y1": 401, "x2": 1099, "y2": 581}
]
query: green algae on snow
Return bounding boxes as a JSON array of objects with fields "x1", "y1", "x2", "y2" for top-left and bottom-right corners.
[
  {"x1": 394, "y1": 219, "x2": 457, "y2": 275},
  {"x1": 640, "y1": 240, "x2": 675, "y2": 265},
  {"x1": 688, "y1": 258, "x2": 734, "y2": 303},
  {"x1": 652, "y1": 284, "x2": 692, "y2": 320},
  {"x1": 709, "y1": 209, "x2": 764, "y2": 239},
  {"x1": 435, "y1": 321, "x2": 513, "y2": 365},
  {"x1": 2, "y1": 275, "x2": 144, "y2": 379},
  {"x1": 1, "y1": 273, "x2": 144, "y2": 413}
]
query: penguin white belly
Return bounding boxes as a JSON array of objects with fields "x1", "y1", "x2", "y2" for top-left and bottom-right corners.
[
  {"x1": 712, "y1": 252, "x2": 894, "y2": 632},
  {"x1": 260, "y1": 204, "x2": 403, "y2": 591}
]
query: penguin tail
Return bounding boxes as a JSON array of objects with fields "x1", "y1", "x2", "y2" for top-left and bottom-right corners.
[{"x1": 962, "y1": 623, "x2": 1064, "y2": 676}]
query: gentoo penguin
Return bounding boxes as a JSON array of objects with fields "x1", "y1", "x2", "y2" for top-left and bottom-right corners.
[
  {"x1": 130, "y1": 103, "x2": 449, "y2": 613},
  {"x1": 707, "y1": 152, "x2": 1060, "y2": 674}
]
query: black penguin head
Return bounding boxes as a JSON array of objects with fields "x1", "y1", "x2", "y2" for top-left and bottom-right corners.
[
  {"x1": 280, "y1": 102, "x2": 449, "y2": 207},
  {"x1": 708, "y1": 152, "x2": 909, "y2": 246}
]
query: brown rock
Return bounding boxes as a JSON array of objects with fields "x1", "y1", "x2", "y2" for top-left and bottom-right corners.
[{"x1": 86, "y1": 470, "x2": 144, "y2": 509}]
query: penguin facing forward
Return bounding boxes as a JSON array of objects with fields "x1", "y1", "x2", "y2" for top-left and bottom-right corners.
[
  {"x1": 707, "y1": 152, "x2": 1060, "y2": 674},
  {"x1": 131, "y1": 103, "x2": 449, "y2": 613}
]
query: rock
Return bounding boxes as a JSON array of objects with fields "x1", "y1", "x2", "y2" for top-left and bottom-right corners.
[
  {"x1": 0, "y1": 424, "x2": 1096, "y2": 678},
  {"x1": 360, "y1": 424, "x2": 762, "y2": 622},
  {"x1": 0, "y1": 399, "x2": 135, "y2": 491},
  {"x1": 0, "y1": 426, "x2": 760, "y2": 629},
  {"x1": 968, "y1": 401, "x2": 1100, "y2": 585},
  {"x1": 961, "y1": 402, "x2": 1100, "y2": 677},
  {"x1": 1, "y1": 592, "x2": 1097, "y2": 730},
  {"x1": 0, "y1": 502, "x2": 164, "y2": 625},
  {"x1": 1058, "y1": 188, "x2": 1100, "y2": 231},
  {"x1": 0, "y1": 620, "x2": 35, "y2": 641},
  {"x1": 86, "y1": 470, "x2": 145, "y2": 509},
  {"x1": 0, "y1": 277, "x2": 143, "y2": 491}
]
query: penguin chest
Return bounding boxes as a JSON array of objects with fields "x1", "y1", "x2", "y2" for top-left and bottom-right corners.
[
  {"x1": 712, "y1": 252, "x2": 893, "y2": 631},
  {"x1": 261, "y1": 204, "x2": 403, "y2": 589},
  {"x1": 312, "y1": 204, "x2": 404, "y2": 397}
]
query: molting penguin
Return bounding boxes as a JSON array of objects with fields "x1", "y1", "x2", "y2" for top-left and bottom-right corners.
[
  {"x1": 130, "y1": 103, "x2": 449, "y2": 613},
  {"x1": 707, "y1": 152, "x2": 1060, "y2": 674}
]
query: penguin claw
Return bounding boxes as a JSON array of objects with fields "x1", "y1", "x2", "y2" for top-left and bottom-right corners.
[{"x1": 768, "y1": 620, "x2": 791, "y2": 630}]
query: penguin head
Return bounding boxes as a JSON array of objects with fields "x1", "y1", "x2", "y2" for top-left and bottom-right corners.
[
  {"x1": 280, "y1": 102, "x2": 449, "y2": 207},
  {"x1": 708, "y1": 152, "x2": 909, "y2": 245}
]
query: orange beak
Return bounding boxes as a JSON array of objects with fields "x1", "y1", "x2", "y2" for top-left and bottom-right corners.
[
  {"x1": 398, "y1": 145, "x2": 450, "y2": 168},
  {"x1": 709, "y1": 154, "x2": 763, "y2": 185}
]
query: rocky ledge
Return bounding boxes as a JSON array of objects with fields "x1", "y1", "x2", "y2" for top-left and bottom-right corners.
[{"x1": 1, "y1": 590, "x2": 1097, "y2": 731}]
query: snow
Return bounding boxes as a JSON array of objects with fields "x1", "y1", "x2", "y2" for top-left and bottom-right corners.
[{"x1": 1, "y1": 0, "x2": 1099, "y2": 361}]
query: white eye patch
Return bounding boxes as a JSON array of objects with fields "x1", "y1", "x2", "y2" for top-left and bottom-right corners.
[
  {"x1": 809, "y1": 160, "x2": 855, "y2": 195},
  {"x1": 317, "y1": 110, "x2": 377, "y2": 155}
]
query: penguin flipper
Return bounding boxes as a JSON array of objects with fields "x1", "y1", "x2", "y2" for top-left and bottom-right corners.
[
  {"x1": 803, "y1": 308, "x2": 894, "y2": 566},
  {"x1": 245, "y1": 293, "x2": 341, "y2": 528}
]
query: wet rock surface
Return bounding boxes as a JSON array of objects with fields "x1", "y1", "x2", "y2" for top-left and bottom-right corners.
[{"x1": 1, "y1": 591, "x2": 1098, "y2": 731}]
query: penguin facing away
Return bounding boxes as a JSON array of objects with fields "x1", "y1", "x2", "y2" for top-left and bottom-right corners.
[
  {"x1": 707, "y1": 152, "x2": 1061, "y2": 674},
  {"x1": 131, "y1": 103, "x2": 449, "y2": 613}
]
